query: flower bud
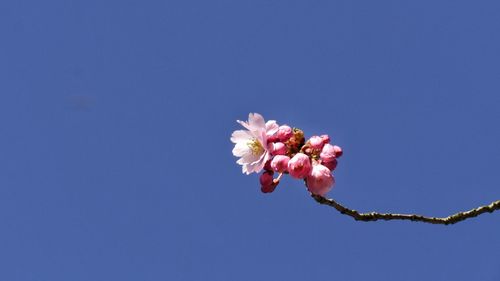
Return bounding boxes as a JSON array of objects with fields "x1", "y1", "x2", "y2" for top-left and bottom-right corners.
[
  {"x1": 259, "y1": 171, "x2": 274, "y2": 186},
  {"x1": 270, "y1": 155, "x2": 290, "y2": 173},
  {"x1": 308, "y1": 136, "x2": 324, "y2": 150},
  {"x1": 268, "y1": 142, "x2": 287, "y2": 155},
  {"x1": 287, "y1": 153, "x2": 312, "y2": 179},
  {"x1": 306, "y1": 164, "x2": 334, "y2": 196},
  {"x1": 320, "y1": 143, "x2": 336, "y2": 163},
  {"x1": 322, "y1": 158, "x2": 337, "y2": 171},
  {"x1": 303, "y1": 147, "x2": 313, "y2": 155},
  {"x1": 333, "y1": 145, "x2": 343, "y2": 158},
  {"x1": 276, "y1": 125, "x2": 293, "y2": 141},
  {"x1": 260, "y1": 171, "x2": 278, "y2": 193},
  {"x1": 263, "y1": 159, "x2": 273, "y2": 172},
  {"x1": 320, "y1": 134, "x2": 330, "y2": 144},
  {"x1": 267, "y1": 135, "x2": 279, "y2": 143},
  {"x1": 261, "y1": 183, "x2": 277, "y2": 193}
]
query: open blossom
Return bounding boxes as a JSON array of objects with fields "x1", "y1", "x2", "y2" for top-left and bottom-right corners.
[
  {"x1": 306, "y1": 163, "x2": 334, "y2": 196},
  {"x1": 231, "y1": 113, "x2": 279, "y2": 175}
]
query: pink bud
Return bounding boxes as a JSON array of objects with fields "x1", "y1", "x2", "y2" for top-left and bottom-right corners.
[
  {"x1": 320, "y1": 134, "x2": 330, "y2": 144},
  {"x1": 276, "y1": 125, "x2": 293, "y2": 141},
  {"x1": 268, "y1": 142, "x2": 287, "y2": 155},
  {"x1": 333, "y1": 145, "x2": 343, "y2": 158},
  {"x1": 260, "y1": 171, "x2": 278, "y2": 193},
  {"x1": 306, "y1": 164, "x2": 335, "y2": 196},
  {"x1": 259, "y1": 171, "x2": 274, "y2": 186},
  {"x1": 261, "y1": 183, "x2": 277, "y2": 193},
  {"x1": 264, "y1": 159, "x2": 273, "y2": 172},
  {"x1": 287, "y1": 153, "x2": 312, "y2": 179},
  {"x1": 267, "y1": 135, "x2": 279, "y2": 143},
  {"x1": 308, "y1": 136, "x2": 324, "y2": 150},
  {"x1": 322, "y1": 158, "x2": 337, "y2": 171},
  {"x1": 303, "y1": 147, "x2": 313, "y2": 155},
  {"x1": 270, "y1": 155, "x2": 290, "y2": 173},
  {"x1": 320, "y1": 143, "x2": 336, "y2": 163}
]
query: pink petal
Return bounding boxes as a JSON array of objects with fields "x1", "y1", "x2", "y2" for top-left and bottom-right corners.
[
  {"x1": 254, "y1": 152, "x2": 270, "y2": 173},
  {"x1": 265, "y1": 120, "x2": 279, "y2": 136},
  {"x1": 236, "y1": 120, "x2": 252, "y2": 131},
  {"x1": 248, "y1": 113, "x2": 265, "y2": 130},
  {"x1": 237, "y1": 152, "x2": 260, "y2": 165},
  {"x1": 246, "y1": 152, "x2": 268, "y2": 174}
]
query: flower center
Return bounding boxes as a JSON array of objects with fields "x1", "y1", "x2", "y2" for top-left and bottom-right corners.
[{"x1": 247, "y1": 138, "x2": 264, "y2": 155}]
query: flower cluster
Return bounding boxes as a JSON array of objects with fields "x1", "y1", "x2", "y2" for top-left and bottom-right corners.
[{"x1": 231, "y1": 113, "x2": 343, "y2": 196}]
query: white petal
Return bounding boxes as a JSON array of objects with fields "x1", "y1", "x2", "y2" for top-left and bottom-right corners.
[
  {"x1": 242, "y1": 164, "x2": 251, "y2": 175},
  {"x1": 239, "y1": 153, "x2": 264, "y2": 175},
  {"x1": 236, "y1": 120, "x2": 252, "y2": 131},
  {"x1": 232, "y1": 142, "x2": 251, "y2": 157},
  {"x1": 230, "y1": 130, "x2": 252, "y2": 143},
  {"x1": 238, "y1": 152, "x2": 260, "y2": 164},
  {"x1": 245, "y1": 152, "x2": 267, "y2": 174},
  {"x1": 245, "y1": 163, "x2": 258, "y2": 174}
]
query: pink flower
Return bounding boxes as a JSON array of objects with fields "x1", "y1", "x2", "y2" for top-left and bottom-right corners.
[
  {"x1": 268, "y1": 142, "x2": 286, "y2": 155},
  {"x1": 271, "y1": 155, "x2": 290, "y2": 173},
  {"x1": 287, "y1": 153, "x2": 312, "y2": 179},
  {"x1": 320, "y1": 143, "x2": 336, "y2": 163},
  {"x1": 308, "y1": 135, "x2": 324, "y2": 150},
  {"x1": 276, "y1": 125, "x2": 293, "y2": 141},
  {"x1": 306, "y1": 163, "x2": 334, "y2": 196},
  {"x1": 231, "y1": 113, "x2": 279, "y2": 175}
]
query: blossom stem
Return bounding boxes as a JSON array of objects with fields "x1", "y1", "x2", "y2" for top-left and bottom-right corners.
[
  {"x1": 311, "y1": 195, "x2": 500, "y2": 225},
  {"x1": 273, "y1": 173, "x2": 284, "y2": 184}
]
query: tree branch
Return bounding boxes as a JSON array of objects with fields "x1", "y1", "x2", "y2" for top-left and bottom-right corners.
[{"x1": 311, "y1": 195, "x2": 500, "y2": 225}]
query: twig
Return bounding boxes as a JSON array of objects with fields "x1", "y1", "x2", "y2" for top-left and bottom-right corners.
[{"x1": 311, "y1": 195, "x2": 500, "y2": 225}]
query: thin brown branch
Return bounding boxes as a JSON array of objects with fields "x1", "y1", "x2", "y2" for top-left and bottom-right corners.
[{"x1": 312, "y1": 195, "x2": 500, "y2": 225}]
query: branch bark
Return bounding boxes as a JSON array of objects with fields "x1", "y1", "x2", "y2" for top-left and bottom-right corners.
[{"x1": 312, "y1": 195, "x2": 500, "y2": 225}]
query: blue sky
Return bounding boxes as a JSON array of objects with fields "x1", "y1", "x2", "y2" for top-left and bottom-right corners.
[{"x1": 1, "y1": 1, "x2": 499, "y2": 280}]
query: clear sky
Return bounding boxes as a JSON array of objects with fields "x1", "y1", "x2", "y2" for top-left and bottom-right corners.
[{"x1": 1, "y1": 1, "x2": 499, "y2": 280}]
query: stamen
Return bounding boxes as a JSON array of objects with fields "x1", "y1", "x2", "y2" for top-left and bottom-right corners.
[{"x1": 247, "y1": 138, "x2": 264, "y2": 155}]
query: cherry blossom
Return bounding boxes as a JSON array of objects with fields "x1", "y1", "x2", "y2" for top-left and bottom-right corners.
[
  {"x1": 231, "y1": 113, "x2": 343, "y2": 196},
  {"x1": 231, "y1": 113, "x2": 279, "y2": 175}
]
